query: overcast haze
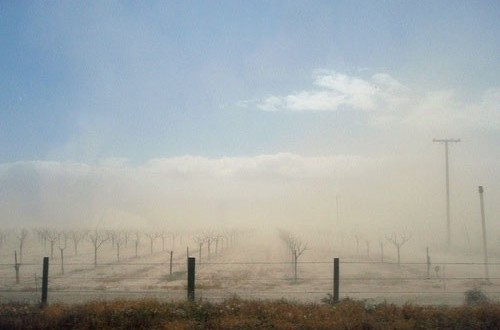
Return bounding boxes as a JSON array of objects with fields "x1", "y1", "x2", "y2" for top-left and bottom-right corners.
[{"x1": 0, "y1": 1, "x2": 499, "y2": 249}]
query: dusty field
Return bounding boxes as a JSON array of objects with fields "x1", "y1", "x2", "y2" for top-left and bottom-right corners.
[{"x1": 0, "y1": 228, "x2": 499, "y2": 306}]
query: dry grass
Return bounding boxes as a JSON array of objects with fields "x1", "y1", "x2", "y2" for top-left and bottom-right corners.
[{"x1": 0, "y1": 298, "x2": 499, "y2": 329}]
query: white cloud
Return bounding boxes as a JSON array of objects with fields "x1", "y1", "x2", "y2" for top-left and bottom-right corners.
[
  {"x1": 255, "y1": 71, "x2": 410, "y2": 112},
  {"x1": 251, "y1": 70, "x2": 500, "y2": 134}
]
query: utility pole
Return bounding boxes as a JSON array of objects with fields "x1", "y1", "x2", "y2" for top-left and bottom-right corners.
[
  {"x1": 478, "y1": 186, "x2": 489, "y2": 282},
  {"x1": 433, "y1": 138, "x2": 460, "y2": 248}
]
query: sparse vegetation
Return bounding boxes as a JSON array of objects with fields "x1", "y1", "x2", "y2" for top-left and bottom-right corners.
[
  {"x1": 0, "y1": 298, "x2": 499, "y2": 329},
  {"x1": 465, "y1": 287, "x2": 489, "y2": 306}
]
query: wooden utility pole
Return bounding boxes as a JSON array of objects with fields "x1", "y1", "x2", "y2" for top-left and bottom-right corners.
[{"x1": 433, "y1": 138, "x2": 460, "y2": 248}]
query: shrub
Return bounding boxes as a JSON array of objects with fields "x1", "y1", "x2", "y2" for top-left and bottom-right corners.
[{"x1": 465, "y1": 287, "x2": 489, "y2": 306}]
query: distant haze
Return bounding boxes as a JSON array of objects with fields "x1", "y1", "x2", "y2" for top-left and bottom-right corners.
[{"x1": 0, "y1": 2, "x2": 499, "y2": 251}]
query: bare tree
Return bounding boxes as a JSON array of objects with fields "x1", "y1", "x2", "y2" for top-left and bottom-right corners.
[
  {"x1": 114, "y1": 230, "x2": 124, "y2": 262},
  {"x1": 44, "y1": 230, "x2": 61, "y2": 259},
  {"x1": 278, "y1": 230, "x2": 308, "y2": 282},
  {"x1": 170, "y1": 232, "x2": 178, "y2": 249},
  {"x1": 158, "y1": 231, "x2": 168, "y2": 251},
  {"x1": 107, "y1": 229, "x2": 118, "y2": 249},
  {"x1": 193, "y1": 235, "x2": 204, "y2": 262},
  {"x1": 61, "y1": 230, "x2": 71, "y2": 249},
  {"x1": 204, "y1": 232, "x2": 214, "y2": 260},
  {"x1": 33, "y1": 228, "x2": 47, "y2": 248},
  {"x1": 144, "y1": 231, "x2": 160, "y2": 255},
  {"x1": 214, "y1": 234, "x2": 224, "y2": 256},
  {"x1": 354, "y1": 235, "x2": 360, "y2": 255},
  {"x1": 132, "y1": 231, "x2": 141, "y2": 257},
  {"x1": 88, "y1": 229, "x2": 110, "y2": 267},
  {"x1": 123, "y1": 230, "x2": 130, "y2": 248},
  {"x1": 386, "y1": 232, "x2": 412, "y2": 265},
  {"x1": 379, "y1": 241, "x2": 384, "y2": 262},
  {"x1": 16, "y1": 228, "x2": 28, "y2": 263},
  {"x1": 291, "y1": 237, "x2": 308, "y2": 282},
  {"x1": 0, "y1": 229, "x2": 8, "y2": 250},
  {"x1": 70, "y1": 230, "x2": 88, "y2": 256}
]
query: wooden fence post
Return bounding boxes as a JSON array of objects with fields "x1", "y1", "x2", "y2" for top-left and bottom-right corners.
[
  {"x1": 426, "y1": 247, "x2": 431, "y2": 279},
  {"x1": 187, "y1": 257, "x2": 195, "y2": 301},
  {"x1": 60, "y1": 248, "x2": 64, "y2": 275},
  {"x1": 380, "y1": 242, "x2": 384, "y2": 262},
  {"x1": 14, "y1": 251, "x2": 20, "y2": 284},
  {"x1": 169, "y1": 250, "x2": 173, "y2": 276},
  {"x1": 293, "y1": 250, "x2": 298, "y2": 283},
  {"x1": 333, "y1": 258, "x2": 340, "y2": 304},
  {"x1": 41, "y1": 257, "x2": 49, "y2": 308}
]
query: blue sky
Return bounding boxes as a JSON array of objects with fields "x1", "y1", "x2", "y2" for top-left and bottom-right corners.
[
  {"x1": 0, "y1": 1, "x2": 499, "y2": 240},
  {"x1": 1, "y1": 1, "x2": 498, "y2": 162}
]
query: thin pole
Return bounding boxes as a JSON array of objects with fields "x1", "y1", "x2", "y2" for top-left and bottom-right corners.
[
  {"x1": 478, "y1": 186, "x2": 489, "y2": 281},
  {"x1": 433, "y1": 138, "x2": 460, "y2": 248},
  {"x1": 445, "y1": 141, "x2": 450, "y2": 247}
]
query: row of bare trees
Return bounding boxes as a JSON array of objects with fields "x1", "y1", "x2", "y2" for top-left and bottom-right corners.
[
  {"x1": 2, "y1": 227, "x2": 234, "y2": 267},
  {"x1": 334, "y1": 231, "x2": 412, "y2": 265},
  {"x1": 192, "y1": 230, "x2": 236, "y2": 262},
  {"x1": 2, "y1": 227, "x2": 188, "y2": 268}
]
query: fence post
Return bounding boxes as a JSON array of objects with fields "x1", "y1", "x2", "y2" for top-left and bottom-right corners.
[
  {"x1": 333, "y1": 258, "x2": 340, "y2": 304},
  {"x1": 41, "y1": 257, "x2": 49, "y2": 308},
  {"x1": 60, "y1": 248, "x2": 64, "y2": 275},
  {"x1": 380, "y1": 242, "x2": 384, "y2": 262},
  {"x1": 169, "y1": 250, "x2": 173, "y2": 276},
  {"x1": 14, "y1": 251, "x2": 20, "y2": 284},
  {"x1": 294, "y1": 250, "x2": 298, "y2": 283},
  {"x1": 187, "y1": 257, "x2": 195, "y2": 301},
  {"x1": 426, "y1": 247, "x2": 431, "y2": 279}
]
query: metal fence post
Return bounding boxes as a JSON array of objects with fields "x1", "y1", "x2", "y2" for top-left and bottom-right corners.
[{"x1": 187, "y1": 257, "x2": 195, "y2": 301}]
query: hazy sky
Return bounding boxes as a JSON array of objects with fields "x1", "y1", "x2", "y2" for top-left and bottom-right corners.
[{"x1": 0, "y1": 1, "x2": 499, "y2": 246}]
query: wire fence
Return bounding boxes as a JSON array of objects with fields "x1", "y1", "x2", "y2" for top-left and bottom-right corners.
[{"x1": 0, "y1": 257, "x2": 498, "y2": 306}]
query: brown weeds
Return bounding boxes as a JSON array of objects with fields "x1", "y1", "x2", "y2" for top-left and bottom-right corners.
[{"x1": 0, "y1": 298, "x2": 499, "y2": 329}]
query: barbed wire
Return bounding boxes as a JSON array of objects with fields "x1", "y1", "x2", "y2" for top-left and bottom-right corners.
[{"x1": 1, "y1": 260, "x2": 499, "y2": 267}]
